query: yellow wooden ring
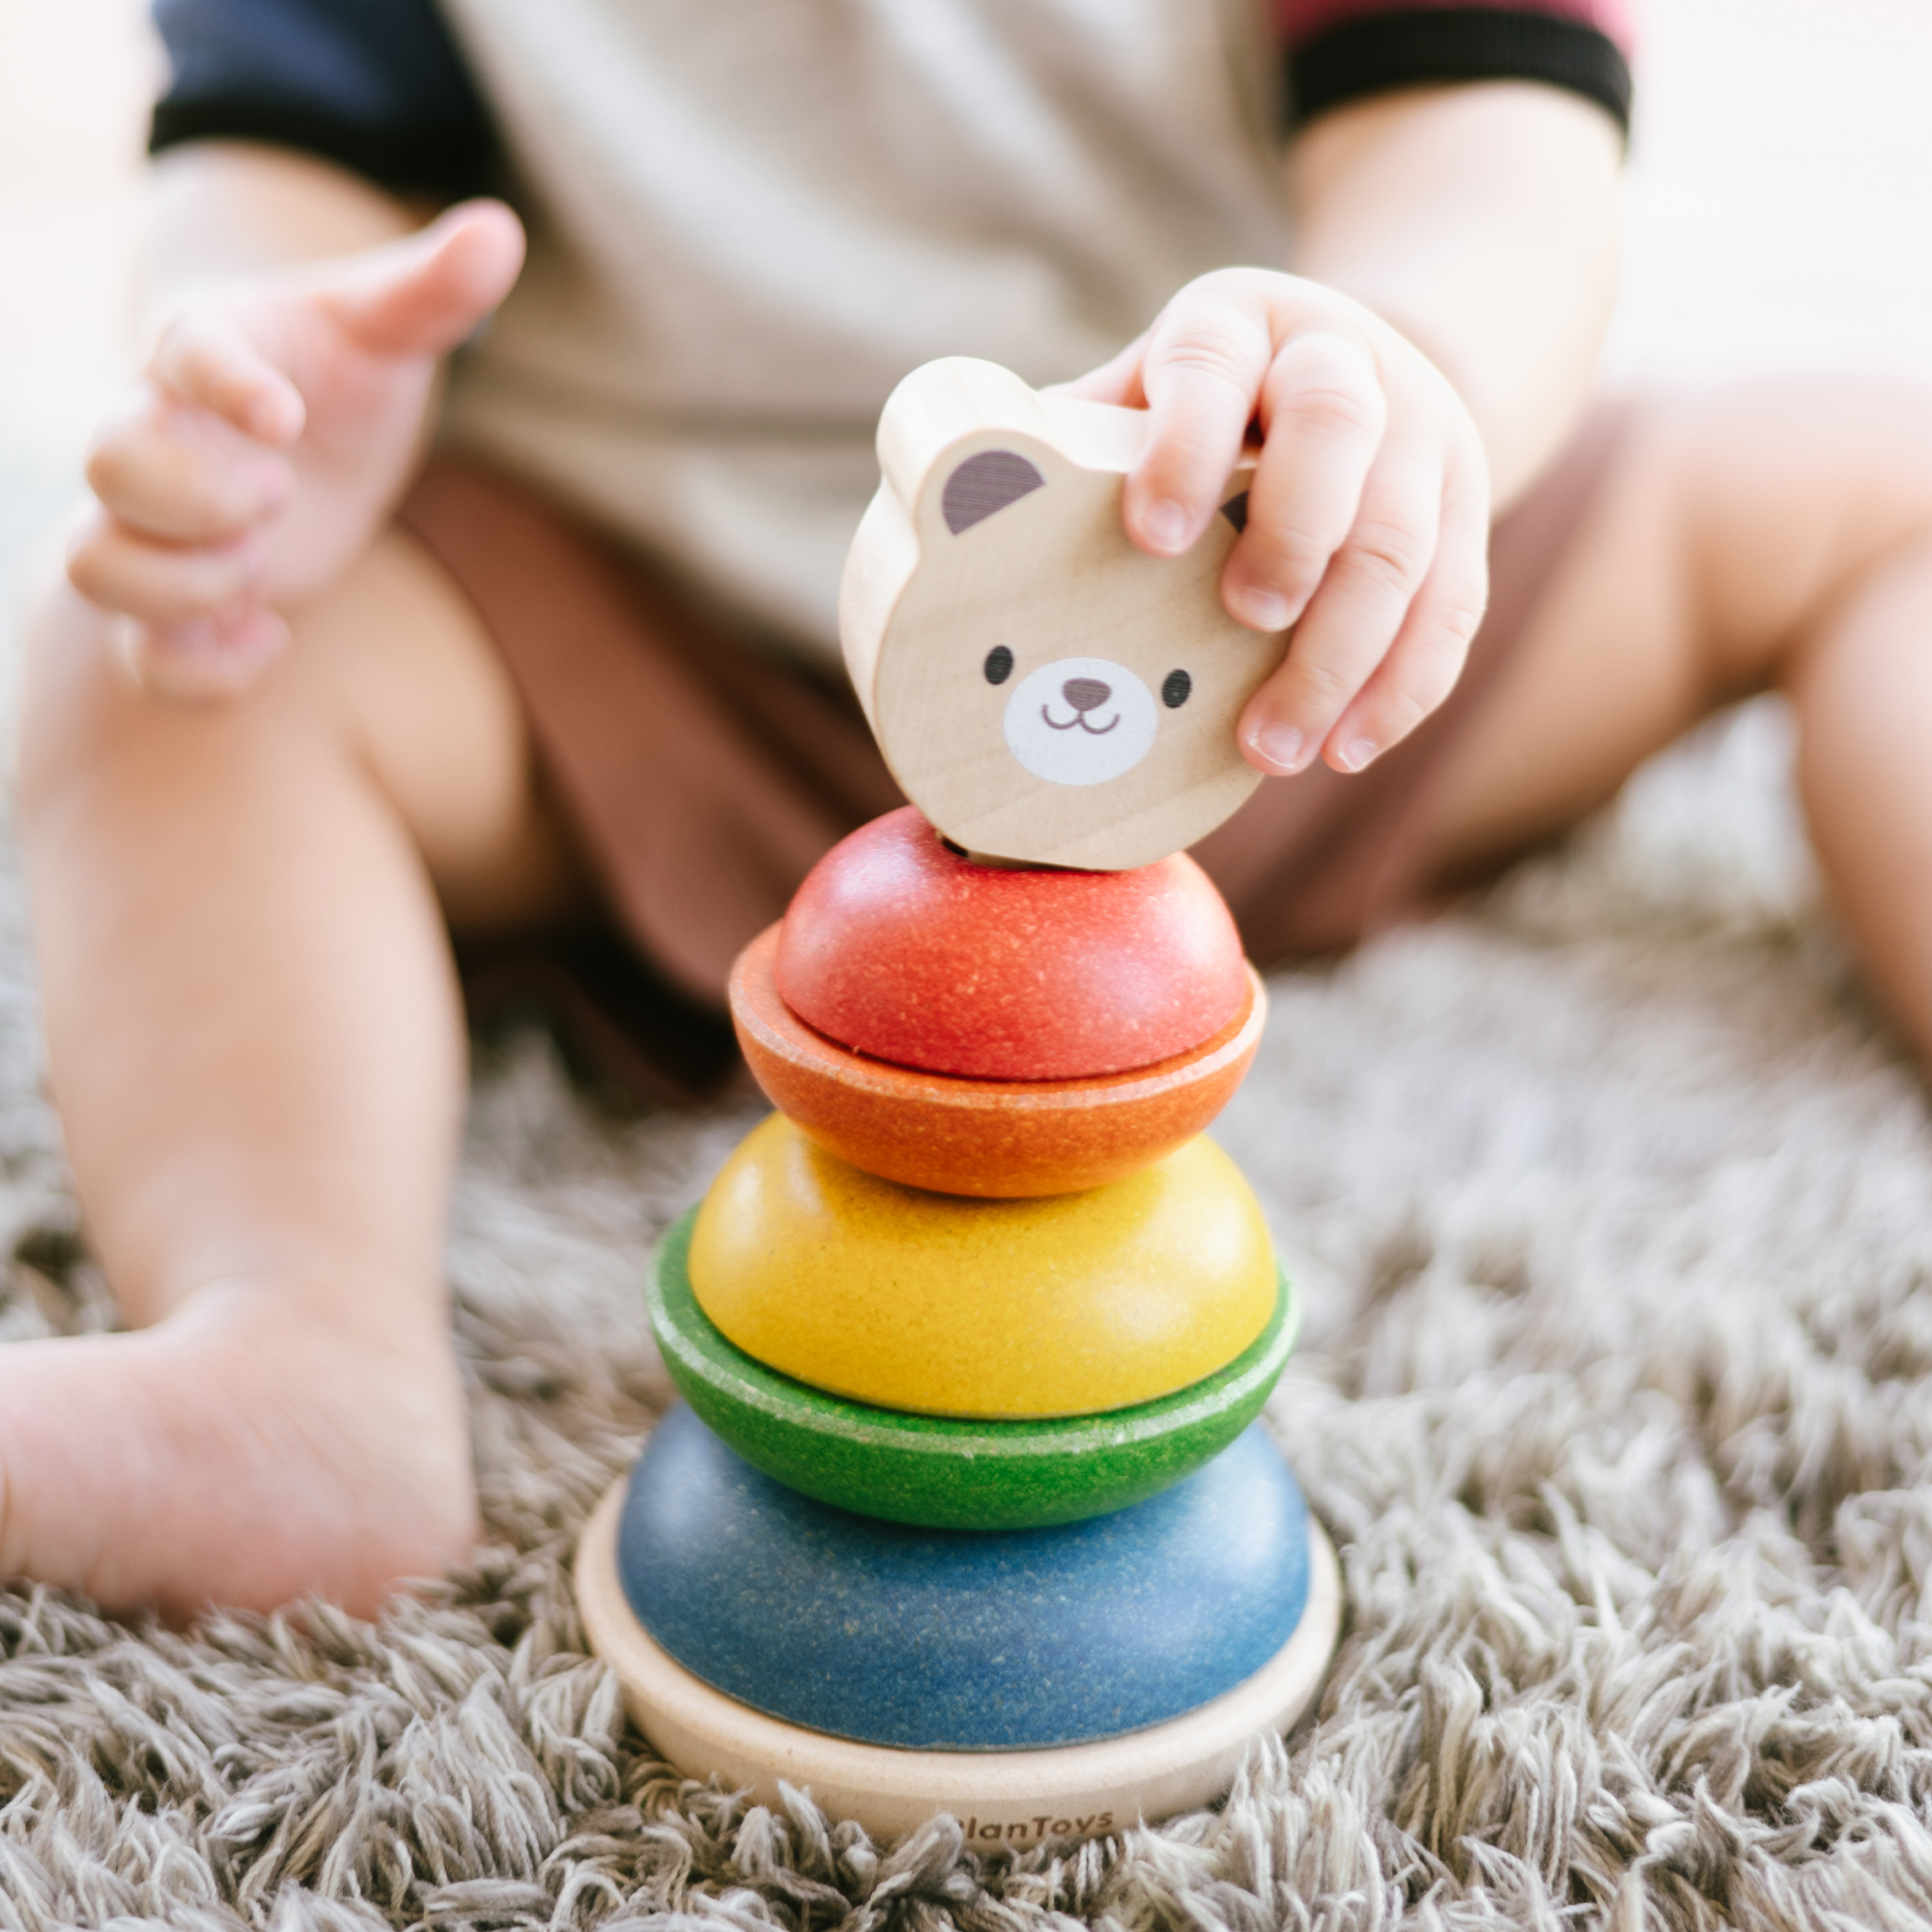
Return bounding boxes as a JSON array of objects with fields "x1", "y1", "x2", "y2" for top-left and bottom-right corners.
[{"x1": 689, "y1": 1116, "x2": 1279, "y2": 1418}]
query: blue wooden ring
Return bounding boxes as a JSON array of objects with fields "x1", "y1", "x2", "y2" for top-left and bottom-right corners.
[{"x1": 617, "y1": 1404, "x2": 1318, "y2": 1750}]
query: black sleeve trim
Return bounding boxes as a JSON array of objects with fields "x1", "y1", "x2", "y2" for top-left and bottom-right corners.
[
  {"x1": 147, "y1": 0, "x2": 501, "y2": 202},
  {"x1": 151, "y1": 98, "x2": 498, "y2": 202},
  {"x1": 1287, "y1": 10, "x2": 1632, "y2": 134}
]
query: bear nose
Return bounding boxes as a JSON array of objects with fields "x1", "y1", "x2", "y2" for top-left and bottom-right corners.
[{"x1": 1063, "y1": 677, "x2": 1112, "y2": 713}]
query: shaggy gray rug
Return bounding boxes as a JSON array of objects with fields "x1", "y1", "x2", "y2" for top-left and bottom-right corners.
[{"x1": 3, "y1": 693, "x2": 1932, "y2": 1930}]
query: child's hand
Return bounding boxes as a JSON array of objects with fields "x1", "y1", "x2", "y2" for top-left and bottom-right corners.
[
  {"x1": 1059, "y1": 268, "x2": 1490, "y2": 777},
  {"x1": 67, "y1": 200, "x2": 525, "y2": 698}
]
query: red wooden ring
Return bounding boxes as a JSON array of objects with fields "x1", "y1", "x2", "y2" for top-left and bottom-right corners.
[{"x1": 729, "y1": 923, "x2": 1264, "y2": 1198}]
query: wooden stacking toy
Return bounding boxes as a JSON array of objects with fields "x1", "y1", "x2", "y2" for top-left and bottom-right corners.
[{"x1": 577, "y1": 359, "x2": 1339, "y2": 1845}]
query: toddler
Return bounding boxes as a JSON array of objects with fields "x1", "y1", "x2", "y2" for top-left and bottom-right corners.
[{"x1": 18, "y1": 0, "x2": 1932, "y2": 1618}]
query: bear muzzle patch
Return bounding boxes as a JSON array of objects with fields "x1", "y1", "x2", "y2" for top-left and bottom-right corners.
[{"x1": 1003, "y1": 656, "x2": 1158, "y2": 787}]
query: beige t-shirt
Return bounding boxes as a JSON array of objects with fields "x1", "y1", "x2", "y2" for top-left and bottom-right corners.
[{"x1": 434, "y1": 0, "x2": 1294, "y2": 666}]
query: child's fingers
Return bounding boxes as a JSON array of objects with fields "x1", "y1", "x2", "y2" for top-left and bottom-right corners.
[
  {"x1": 1237, "y1": 430, "x2": 1446, "y2": 775},
  {"x1": 322, "y1": 199, "x2": 526, "y2": 359},
  {"x1": 1122, "y1": 277, "x2": 1274, "y2": 557},
  {"x1": 1048, "y1": 334, "x2": 1150, "y2": 408},
  {"x1": 151, "y1": 310, "x2": 306, "y2": 446},
  {"x1": 116, "y1": 607, "x2": 293, "y2": 700},
  {"x1": 1311, "y1": 447, "x2": 1491, "y2": 772},
  {"x1": 85, "y1": 386, "x2": 294, "y2": 544},
  {"x1": 1220, "y1": 330, "x2": 1385, "y2": 634},
  {"x1": 66, "y1": 509, "x2": 261, "y2": 628}
]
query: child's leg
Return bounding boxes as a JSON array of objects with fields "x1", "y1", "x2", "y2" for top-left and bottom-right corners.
[
  {"x1": 1415, "y1": 380, "x2": 1932, "y2": 1057},
  {"x1": 12, "y1": 526, "x2": 585, "y2": 1620}
]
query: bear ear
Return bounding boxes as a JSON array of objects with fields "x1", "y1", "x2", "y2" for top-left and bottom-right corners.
[{"x1": 941, "y1": 449, "x2": 1046, "y2": 534}]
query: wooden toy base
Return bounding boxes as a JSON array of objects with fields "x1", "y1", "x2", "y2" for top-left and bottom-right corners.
[{"x1": 575, "y1": 1473, "x2": 1342, "y2": 1846}]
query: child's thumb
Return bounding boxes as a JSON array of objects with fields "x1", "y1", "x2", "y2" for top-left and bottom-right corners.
[{"x1": 323, "y1": 200, "x2": 526, "y2": 358}]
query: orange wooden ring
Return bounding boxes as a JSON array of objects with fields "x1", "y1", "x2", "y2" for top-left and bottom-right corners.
[{"x1": 729, "y1": 923, "x2": 1264, "y2": 1198}]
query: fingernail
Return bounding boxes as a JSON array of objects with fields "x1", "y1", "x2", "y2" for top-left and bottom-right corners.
[
  {"x1": 1140, "y1": 499, "x2": 1189, "y2": 554},
  {"x1": 1230, "y1": 585, "x2": 1291, "y2": 633},
  {"x1": 248, "y1": 390, "x2": 302, "y2": 443},
  {"x1": 163, "y1": 617, "x2": 217, "y2": 653},
  {"x1": 1335, "y1": 736, "x2": 1378, "y2": 772},
  {"x1": 1249, "y1": 723, "x2": 1306, "y2": 774}
]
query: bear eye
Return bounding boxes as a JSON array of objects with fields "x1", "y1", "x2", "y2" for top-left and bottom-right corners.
[
  {"x1": 984, "y1": 646, "x2": 1014, "y2": 685},
  {"x1": 1162, "y1": 669, "x2": 1192, "y2": 708}
]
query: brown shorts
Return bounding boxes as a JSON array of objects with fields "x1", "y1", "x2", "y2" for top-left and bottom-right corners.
[{"x1": 399, "y1": 412, "x2": 1627, "y2": 1104}]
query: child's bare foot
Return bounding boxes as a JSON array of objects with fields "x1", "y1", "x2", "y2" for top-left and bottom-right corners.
[{"x1": 0, "y1": 1281, "x2": 476, "y2": 1621}]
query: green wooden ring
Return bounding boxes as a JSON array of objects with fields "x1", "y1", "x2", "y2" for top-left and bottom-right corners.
[{"x1": 646, "y1": 1208, "x2": 1298, "y2": 1531}]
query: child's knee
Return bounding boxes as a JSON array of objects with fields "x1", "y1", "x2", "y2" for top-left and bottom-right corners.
[
  {"x1": 15, "y1": 567, "x2": 134, "y2": 832},
  {"x1": 1627, "y1": 380, "x2": 1932, "y2": 691},
  {"x1": 14, "y1": 559, "x2": 340, "y2": 840},
  {"x1": 1683, "y1": 379, "x2": 1932, "y2": 555}
]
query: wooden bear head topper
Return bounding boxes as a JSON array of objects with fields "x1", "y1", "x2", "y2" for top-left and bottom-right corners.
[{"x1": 839, "y1": 356, "x2": 1290, "y2": 871}]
